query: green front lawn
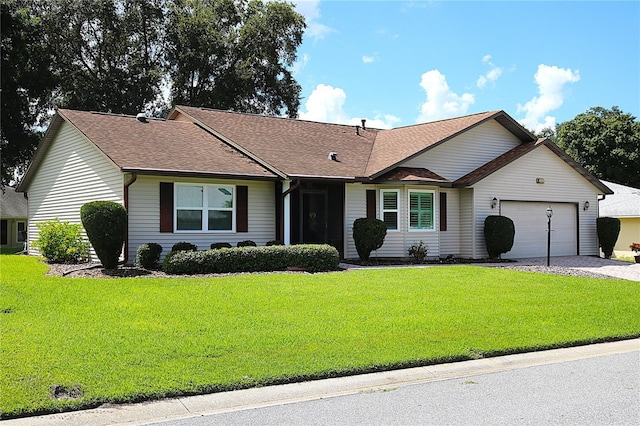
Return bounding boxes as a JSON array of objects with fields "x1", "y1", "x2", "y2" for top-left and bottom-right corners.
[{"x1": 1, "y1": 255, "x2": 639, "y2": 418}]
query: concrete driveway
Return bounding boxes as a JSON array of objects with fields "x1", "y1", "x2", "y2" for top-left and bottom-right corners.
[{"x1": 509, "y1": 256, "x2": 640, "y2": 281}]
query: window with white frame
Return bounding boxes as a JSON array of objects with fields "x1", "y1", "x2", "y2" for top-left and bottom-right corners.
[
  {"x1": 380, "y1": 190, "x2": 399, "y2": 230},
  {"x1": 175, "y1": 184, "x2": 235, "y2": 231},
  {"x1": 17, "y1": 221, "x2": 26, "y2": 243},
  {"x1": 408, "y1": 190, "x2": 434, "y2": 230}
]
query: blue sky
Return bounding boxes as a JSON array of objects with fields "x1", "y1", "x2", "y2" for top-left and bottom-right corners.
[{"x1": 290, "y1": 1, "x2": 640, "y2": 132}]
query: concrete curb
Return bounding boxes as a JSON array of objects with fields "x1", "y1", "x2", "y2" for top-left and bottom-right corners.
[{"x1": 6, "y1": 339, "x2": 639, "y2": 426}]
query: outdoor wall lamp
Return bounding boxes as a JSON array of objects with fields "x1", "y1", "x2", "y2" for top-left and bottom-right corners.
[
  {"x1": 583, "y1": 200, "x2": 590, "y2": 211},
  {"x1": 491, "y1": 197, "x2": 498, "y2": 209},
  {"x1": 546, "y1": 206, "x2": 553, "y2": 266}
]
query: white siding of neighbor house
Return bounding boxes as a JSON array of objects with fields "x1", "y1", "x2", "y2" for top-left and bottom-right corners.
[
  {"x1": 469, "y1": 146, "x2": 602, "y2": 258},
  {"x1": 402, "y1": 120, "x2": 522, "y2": 181},
  {"x1": 26, "y1": 121, "x2": 123, "y2": 259},
  {"x1": 344, "y1": 183, "x2": 441, "y2": 260},
  {"x1": 127, "y1": 175, "x2": 276, "y2": 261}
]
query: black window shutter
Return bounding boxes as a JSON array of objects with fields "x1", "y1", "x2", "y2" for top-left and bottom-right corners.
[
  {"x1": 159, "y1": 182, "x2": 173, "y2": 233},
  {"x1": 366, "y1": 190, "x2": 376, "y2": 219},
  {"x1": 236, "y1": 185, "x2": 248, "y2": 232},
  {"x1": 439, "y1": 192, "x2": 447, "y2": 232}
]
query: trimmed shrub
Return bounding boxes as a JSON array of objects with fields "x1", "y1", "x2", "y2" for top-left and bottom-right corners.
[
  {"x1": 80, "y1": 201, "x2": 127, "y2": 269},
  {"x1": 135, "y1": 243, "x2": 163, "y2": 269},
  {"x1": 32, "y1": 218, "x2": 90, "y2": 263},
  {"x1": 210, "y1": 242, "x2": 232, "y2": 250},
  {"x1": 352, "y1": 218, "x2": 387, "y2": 261},
  {"x1": 171, "y1": 241, "x2": 198, "y2": 252},
  {"x1": 408, "y1": 241, "x2": 428, "y2": 263},
  {"x1": 597, "y1": 217, "x2": 620, "y2": 259},
  {"x1": 484, "y1": 215, "x2": 515, "y2": 259},
  {"x1": 237, "y1": 240, "x2": 257, "y2": 247},
  {"x1": 266, "y1": 239, "x2": 284, "y2": 246},
  {"x1": 163, "y1": 244, "x2": 339, "y2": 275}
]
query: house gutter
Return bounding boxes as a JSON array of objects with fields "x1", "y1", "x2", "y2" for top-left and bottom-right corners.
[{"x1": 123, "y1": 172, "x2": 138, "y2": 265}]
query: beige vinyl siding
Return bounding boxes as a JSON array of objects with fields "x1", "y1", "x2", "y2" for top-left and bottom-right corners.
[
  {"x1": 459, "y1": 189, "x2": 475, "y2": 258},
  {"x1": 402, "y1": 120, "x2": 522, "y2": 181},
  {"x1": 344, "y1": 183, "x2": 440, "y2": 259},
  {"x1": 26, "y1": 121, "x2": 123, "y2": 259},
  {"x1": 470, "y1": 146, "x2": 601, "y2": 258},
  {"x1": 439, "y1": 188, "x2": 461, "y2": 257},
  {"x1": 127, "y1": 175, "x2": 276, "y2": 260}
]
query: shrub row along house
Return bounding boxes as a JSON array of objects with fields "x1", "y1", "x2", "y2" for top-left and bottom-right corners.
[{"x1": 16, "y1": 106, "x2": 612, "y2": 263}]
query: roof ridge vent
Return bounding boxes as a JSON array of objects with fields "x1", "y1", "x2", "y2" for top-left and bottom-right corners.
[{"x1": 136, "y1": 112, "x2": 147, "y2": 123}]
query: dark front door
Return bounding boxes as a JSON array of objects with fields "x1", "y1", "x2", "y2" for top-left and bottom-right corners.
[
  {"x1": 301, "y1": 191, "x2": 328, "y2": 244},
  {"x1": 0, "y1": 220, "x2": 7, "y2": 245}
]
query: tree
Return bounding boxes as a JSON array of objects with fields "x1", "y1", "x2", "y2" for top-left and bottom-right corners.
[
  {"x1": 39, "y1": 0, "x2": 166, "y2": 114},
  {"x1": 555, "y1": 106, "x2": 640, "y2": 188},
  {"x1": 1, "y1": 0, "x2": 56, "y2": 188},
  {"x1": 166, "y1": 0, "x2": 305, "y2": 117}
]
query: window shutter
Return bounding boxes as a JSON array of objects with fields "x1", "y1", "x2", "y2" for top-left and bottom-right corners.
[
  {"x1": 366, "y1": 190, "x2": 376, "y2": 218},
  {"x1": 236, "y1": 185, "x2": 248, "y2": 232},
  {"x1": 439, "y1": 192, "x2": 447, "y2": 232},
  {"x1": 159, "y1": 182, "x2": 174, "y2": 233}
]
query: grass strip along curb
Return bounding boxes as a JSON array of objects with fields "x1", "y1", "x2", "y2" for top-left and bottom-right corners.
[{"x1": 1, "y1": 255, "x2": 639, "y2": 418}]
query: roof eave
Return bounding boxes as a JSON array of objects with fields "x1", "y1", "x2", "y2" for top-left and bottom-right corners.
[{"x1": 121, "y1": 168, "x2": 280, "y2": 181}]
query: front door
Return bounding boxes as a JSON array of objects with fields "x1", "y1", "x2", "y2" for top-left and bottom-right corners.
[{"x1": 301, "y1": 191, "x2": 328, "y2": 244}]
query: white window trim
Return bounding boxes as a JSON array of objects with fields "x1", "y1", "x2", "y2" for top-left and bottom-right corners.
[
  {"x1": 16, "y1": 221, "x2": 26, "y2": 243},
  {"x1": 380, "y1": 189, "x2": 400, "y2": 232},
  {"x1": 407, "y1": 189, "x2": 436, "y2": 232},
  {"x1": 174, "y1": 183, "x2": 236, "y2": 233}
]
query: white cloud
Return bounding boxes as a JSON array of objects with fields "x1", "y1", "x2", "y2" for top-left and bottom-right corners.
[
  {"x1": 517, "y1": 64, "x2": 580, "y2": 132},
  {"x1": 293, "y1": 0, "x2": 335, "y2": 41},
  {"x1": 299, "y1": 84, "x2": 399, "y2": 129},
  {"x1": 417, "y1": 70, "x2": 475, "y2": 123},
  {"x1": 291, "y1": 53, "x2": 310, "y2": 76},
  {"x1": 477, "y1": 54, "x2": 503, "y2": 89},
  {"x1": 362, "y1": 55, "x2": 375, "y2": 64}
]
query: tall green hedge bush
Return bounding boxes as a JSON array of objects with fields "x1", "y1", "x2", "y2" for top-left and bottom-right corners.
[
  {"x1": 353, "y1": 218, "x2": 387, "y2": 261},
  {"x1": 597, "y1": 217, "x2": 620, "y2": 259},
  {"x1": 484, "y1": 215, "x2": 515, "y2": 259},
  {"x1": 80, "y1": 201, "x2": 127, "y2": 269}
]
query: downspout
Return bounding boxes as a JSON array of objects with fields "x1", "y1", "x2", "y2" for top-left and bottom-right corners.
[
  {"x1": 279, "y1": 179, "x2": 301, "y2": 243},
  {"x1": 123, "y1": 173, "x2": 137, "y2": 264}
]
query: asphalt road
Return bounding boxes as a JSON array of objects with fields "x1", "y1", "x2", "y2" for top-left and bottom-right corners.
[{"x1": 149, "y1": 351, "x2": 639, "y2": 426}]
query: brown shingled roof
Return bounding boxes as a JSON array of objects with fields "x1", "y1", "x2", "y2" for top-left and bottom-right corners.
[
  {"x1": 372, "y1": 167, "x2": 451, "y2": 186},
  {"x1": 171, "y1": 105, "x2": 377, "y2": 179},
  {"x1": 58, "y1": 109, "x2": 276, "y2": 179}
]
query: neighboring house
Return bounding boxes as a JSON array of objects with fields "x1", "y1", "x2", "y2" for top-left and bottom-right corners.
[
  {"x1": 0, "y1": 187, "x2": 28, "y2": 250},
  {"x1": 16, "y1": 107, "x2": 612, "y2": 263},
  {"x1": 599, "y1": 180, "x2": 640, "y2": 258}
]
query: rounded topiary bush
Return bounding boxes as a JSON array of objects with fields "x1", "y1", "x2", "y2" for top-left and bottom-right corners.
[
  {"x1": 171, "y1": 241, "x2": 197, "y2": 252},
  {"x1": 210, "y1": 242, "x2": 232, "y2": 250},
  {"x1": 353, "y1": 218, "x2": 387, "y2": 261},
  {"x1": 80, "y1": 201, "x2": 127, "y2": 269},
  {"x1": 597, "y1": 217, "x2": 620, "y2": 259},
  {"x1": 136, "y1": 243, "x2": 163, "y2": 269},
  {"x1": 484, "y1": 215, "x2": 515, "y2": 259},
  {"x1": 237, "y1": 240, "x2": 257, "y2": 247},
  {"x1": 266, "y1": 239, "x2": 284, "y2": 246}
]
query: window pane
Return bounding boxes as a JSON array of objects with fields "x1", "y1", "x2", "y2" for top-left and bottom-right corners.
[
  {"x1": 17, "y1": 222, "x2": 26, "y2": 243},
  {"x1": 177, "y1": 210, "x2": 202, "y2": 230},
  {"x1": 208, "y1": 210, "x2": 232, "y2": 230},
  {"x1": 177, "y1": 186, "x2": 203, "y2": 208},
  {"x1": 409, "y1": 192, "x2": 433, "y2": 229},
  {"x1": 382, "y1": 192, "x2": 397, "y2": 210},
  {"x1": 383, "y1": 212, "x2": 397, "y2": 230},
  {"x1": 208, "y1": 186, "x2": 233, "y2": 209}
]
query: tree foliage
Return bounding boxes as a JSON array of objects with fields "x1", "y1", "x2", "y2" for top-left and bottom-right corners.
[
  {"x1": 166, "y1": 0, "x2": 305, "y2": 117},
  {"x1": 2, "y1": 0, "x2": 306, "y2": 187},
  {"x1": 555, "y1": 106, "x2": 640, "y2": 188},
  {"x1": 1, "y1": 0, "x2": 56, "y2": 188}
]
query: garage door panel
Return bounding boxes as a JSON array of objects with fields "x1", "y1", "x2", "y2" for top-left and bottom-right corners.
[{"x1": 500, "y1": 202, "x2": 577, "y2": 258}]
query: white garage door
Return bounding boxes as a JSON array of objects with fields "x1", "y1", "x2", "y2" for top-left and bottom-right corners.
[{"x1": 500, "y1": 202, "x2": 577, "y2": 258}]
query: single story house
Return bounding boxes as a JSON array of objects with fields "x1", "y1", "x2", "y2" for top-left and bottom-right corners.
[
  {"x1": 599, "y1": 180, "x2": 640, "y2": 258},
  {"x1": 16, "y1": 106, "x2": 612, "y2": 263},
  {"x1": 0, "y1": 187, "x2": 28, "y2": 251}
]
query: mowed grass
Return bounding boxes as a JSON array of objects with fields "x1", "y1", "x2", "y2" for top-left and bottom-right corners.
[{"x1": 1, "y1": 255, "x2": 639, "y2": 418}]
